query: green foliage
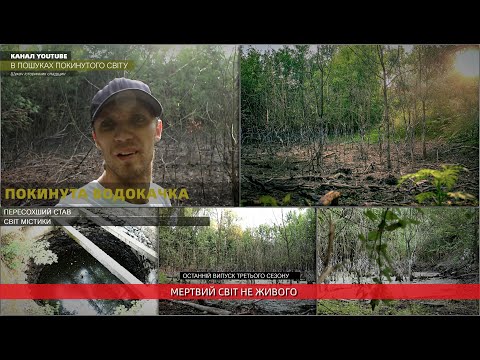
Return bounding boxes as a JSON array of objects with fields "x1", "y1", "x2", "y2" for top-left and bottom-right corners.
[
  {"x1": 29, "y1": 240, "x2": 58, "y2": 265},
  {"x1": 258, "y1": 193, "x2": 292, "y2": 206},
  {"x1": 242, "y1": 44, "x2": 478, "y2": 158},
  {"x1": 416, "y1": 208, "x2": 478, "y2": 265},
  {"x1": 259, "y1": 195, "x2": 278, "y2": 206},
  {"x1": 41, "y1": 301, "x2": 61, "y2": 315},
  {"x1": 398, "y1": 165, "x2": 476, "y2": 205},
  {"x1": 158, "y1": 272, "x2": 169, "y2": 284},
  {"x1": 241, "y1": 45, "x2": 384, "y2": 141},
  {"x1": 0, "y1": 236, "x2": 29, "y2": 270},
  {"x1": 430, "y1": 73, "x2": 479, "y2": 144},
  {"x1": 317, "y1": 300, "x2": 373, "y2": 315},
  {"x1": 317, "y1": 299, "x2": 448, "y2": 315},
  {"x1": 320, "y1": 208, "x2": 477, "y2": 314},
  {"x1": 358, "y1": 208, "x2": 419, "y2": 311},
  {"x1": 0, "y1": 233, "x2": 57, "y2": 271},
  {"x1": 113, "y1": 300, "x2": 143, "y2": 315},
  {"x1": 158, "y1": 208, "x2": 315, "y2": 274}
]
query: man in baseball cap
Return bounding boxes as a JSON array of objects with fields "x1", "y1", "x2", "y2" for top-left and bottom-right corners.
[{"x1": 58, "y1": 77, "x2": 171, "y2": 206}]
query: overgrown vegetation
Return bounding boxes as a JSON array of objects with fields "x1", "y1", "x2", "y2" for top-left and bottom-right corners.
[
  {"x1": 158, "y1": 208, "x2": 315, "y2": 275},
  {"x1": 0, "y1": 232, "x2": 57, "y2": 271},
  {"x1": 398, "y1": 165, "x2": 476, "y2": 205},
  {"x1": 241, "y1": 45, "x2": 479, "y2": 206},
  {"x1": 316, "y1": 208, "x2": 479, "y2": 315},
  {"x1": 0, "y1": 230, "x2": 61, "y2": 316}
]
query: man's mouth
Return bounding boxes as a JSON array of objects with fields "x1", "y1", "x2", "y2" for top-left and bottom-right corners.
[{"x1": 114, "y1": 150, "x2": 139, "y2": 160}]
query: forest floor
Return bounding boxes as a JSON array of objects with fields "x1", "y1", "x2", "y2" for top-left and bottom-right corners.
[
  {"x1": 241, "y1": 139, "x2": 479, "y2": 206},
  {"x1": 316, "y1": 299, "x2": 479, "y2": 315},
  {"x1": 158, "y1": 299, "x2": 316, "y2": 315},
  {"x1": 1, "y1": 138, "x2": 236, "y2": 206}
]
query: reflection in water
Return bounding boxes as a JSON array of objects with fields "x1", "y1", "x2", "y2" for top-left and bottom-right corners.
[{"x1": 37, "y1": 244, "x2": 133, "y2": 315}]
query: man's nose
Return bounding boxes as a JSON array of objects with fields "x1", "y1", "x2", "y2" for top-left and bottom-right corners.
[{"x1": 113, "y1": 123, "x2": 134, "y2": 141}]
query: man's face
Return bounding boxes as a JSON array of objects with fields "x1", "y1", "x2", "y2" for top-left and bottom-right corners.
[{"x1": 92, "y1": 92, "x2": 162, "y2": 184}]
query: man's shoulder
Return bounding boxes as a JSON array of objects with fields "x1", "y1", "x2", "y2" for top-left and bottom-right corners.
[{"x1": 148, "y1": 182, "x2": 171, "y2": 206}]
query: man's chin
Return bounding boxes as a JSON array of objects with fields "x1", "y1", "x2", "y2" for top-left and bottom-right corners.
[
  {"x1": 107, "y1": 167, "x2": 150, "y2": 185},
  {"x1": 117, "y1": 174, "x2": 149, "y2": 185}
]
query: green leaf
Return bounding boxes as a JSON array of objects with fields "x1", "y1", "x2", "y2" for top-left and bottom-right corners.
[
  {"x1": 376, "y1": 244, "x2": 388, "y2": 252},
  {"x1": 372, "y1": 277, "x2": 381, "y2": 284},
  {"x1": 368, "y1": 230, "x2": 378, "y2": 241},
  {"x1": 415, "y1": 192, "x2": 436, "y2": 203},
  {"x1": 385, "y1": 210, "x2": 399, "y2": 221},
  {"x1": 258, "y1": 195, "x2": 278, "y2": 206},
  {"x1": 358, "y1": 234, "x2": 366, "y2": 242},
  {"x1": 414, "y1": 208, "x2": 425, "y2": 215},
  {"x1": 365, "y1": 244, "x2": 375, "y2": 252},
  {"x1": 282, "y1": 193, "x2": 292, "y2": 205},
  {"x1": 381, "y1": 268, "x2": 391, "y2": 275},
  {"x1": 364, "y1": 210, "x2": 377, "y2": 221},
  {"x1": 385, "y1": 222, "x2": 402, "y2": 231},
  {"x1": 370, "y1": 299, "x2": 379, "y2": 311},
  {"x1": 406, "y1": 218, "x2": 421, "y2": 225}
]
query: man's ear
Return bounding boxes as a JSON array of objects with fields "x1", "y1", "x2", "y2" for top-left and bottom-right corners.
[
  {"x1": 155, "y1": 119, "x2": 163, "y2": 142},
  {"x1": 92, "y1": 130, "x2": 101, "y2": 149}
]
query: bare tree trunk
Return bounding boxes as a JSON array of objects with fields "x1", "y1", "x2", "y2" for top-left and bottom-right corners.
[
  {"x1": 378, "y1": 45, "x2": 392, "y2": 170},
  {"x1": 319, "y1": 62, "x2": 324, "y2": 118},
  {"x1": 216, "y1": 211, "x2": 222, "y2": 268},
  {"x1": 318, "y1": 211, "x2": 335, "y2": 283},
  {"x1": 280, "y1": 209, "x2": 291, "y2": 268},
  {"x1": 316, "y1": 209, "x2": 321, "y2": 282},
  {"x1": 422, "y1": 99, "x2": 427, "y2": 158},
  {"x1": 474, "y1": 211, "x2": 479, "y2": 266},
  {"x1": 418, "y1": 47, "x2": 428, "y2": 159}
]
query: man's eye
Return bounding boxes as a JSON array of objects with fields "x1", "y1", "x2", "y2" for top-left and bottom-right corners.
[
  {"x1": 99, "y1": 121, "x2": 115, "y2": 130},
  {"x1": 132, "y1": 115, "x2": 148, "y2": 124}
]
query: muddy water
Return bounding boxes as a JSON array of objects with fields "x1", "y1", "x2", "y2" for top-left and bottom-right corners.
[
  {"x1": 31, "y1": 227, "x2": 150, "y2": 315},
  {"x1": 37, "y1": 244, "x2": 133, "y2": 315}
]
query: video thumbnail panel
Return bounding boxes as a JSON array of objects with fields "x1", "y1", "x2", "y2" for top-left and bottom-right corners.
[
  {"x1": 240, "y1": 45, "x2": 479, "y2": 206},
  {"x1": 1, "y1": 44, "x2": 239, "y2": 207},
  {"x1": 158, "y1": 207, "x2": 316, "y2": 315},
  {"x1": 315, "y1": 207, "x2": 479, "y2": 315},
  {"x1": 1, "y1": 208, "x2": 158, "y2": 315}
]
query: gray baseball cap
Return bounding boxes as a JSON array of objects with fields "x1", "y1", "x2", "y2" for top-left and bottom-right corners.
[{"x1": 90, "y1": 77, "x2": 163, "y2": 123}]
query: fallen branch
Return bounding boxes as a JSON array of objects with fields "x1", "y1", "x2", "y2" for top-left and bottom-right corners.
[
  {"x1": 456, "y1": 273, "x2": 479, "y2": 278},
  {"x1": 319, "y1": 191, "x2": 341, "y2": 206},
  {"x1": 170, "y1": 300, "x2": 231, "y2": 315}
]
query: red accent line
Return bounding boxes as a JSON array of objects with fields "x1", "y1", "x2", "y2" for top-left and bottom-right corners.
[{"x1": 0, "y1": 284, "x2": 479, "y2": 300}]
